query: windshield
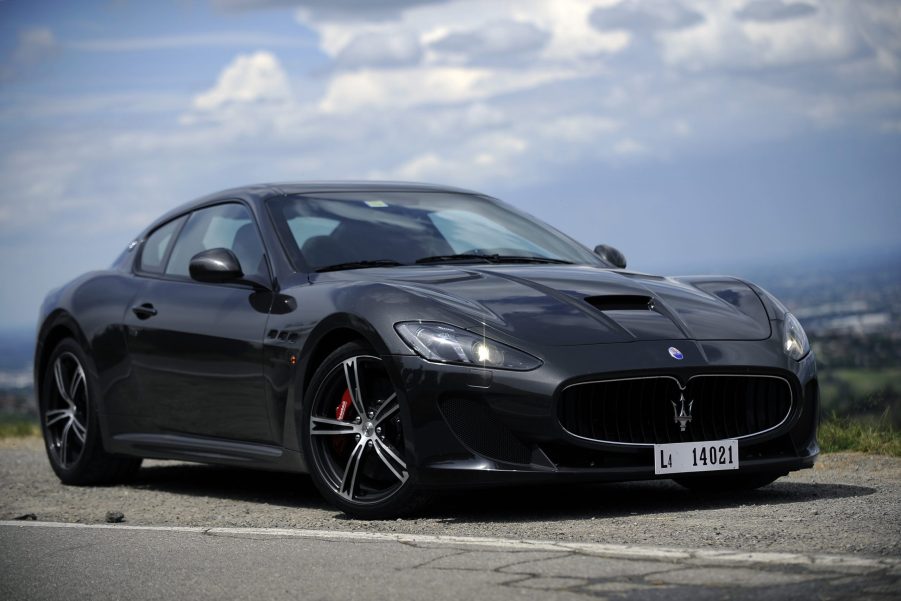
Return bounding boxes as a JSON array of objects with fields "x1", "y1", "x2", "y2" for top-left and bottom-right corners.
[{"x1": 267, "y1": 191, "x2": 605, "y2": 272}]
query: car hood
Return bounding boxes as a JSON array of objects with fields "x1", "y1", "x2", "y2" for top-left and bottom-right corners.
[{"x1": 329, "y1": 264, "x2": 772, "y2": 346}]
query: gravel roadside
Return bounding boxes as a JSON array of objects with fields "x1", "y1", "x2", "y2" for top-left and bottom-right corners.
[{"x1": 2, "y1": 437, "x2": 899, "y2": 557}]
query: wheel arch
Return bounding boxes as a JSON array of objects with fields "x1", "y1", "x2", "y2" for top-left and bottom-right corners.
[
  {"x1": 34, "y1": 311, "x2": 90, "y2": 404},
  {"x1": 299, "y1": 314, "x2": 397, "y2": 398}
]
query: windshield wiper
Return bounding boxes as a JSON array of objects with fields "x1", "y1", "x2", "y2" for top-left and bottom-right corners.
[
  {"x1": 414, "y1": 254, "x2": 494, "y2": 264},
  {"x1": 415, "y1": 253, "x2": 573, "y2": 265},
  {"x1": 315, "y1": 259, "x2": 404, "y2": 272},
  {"x1": 492, "y1": 255, "x2": 573, "y2": 264}
]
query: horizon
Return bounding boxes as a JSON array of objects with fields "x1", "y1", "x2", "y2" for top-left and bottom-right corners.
[
  {"x1": 0, "y1": 245, "x2": 897, "y2": 336},
  {"x1": 1, "y1": 0, "x2": 900, "y2": 329}
]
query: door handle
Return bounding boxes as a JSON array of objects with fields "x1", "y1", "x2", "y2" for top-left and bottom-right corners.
[{"x1": 132, "y1": 303, "x2": 158, "y2": 320}]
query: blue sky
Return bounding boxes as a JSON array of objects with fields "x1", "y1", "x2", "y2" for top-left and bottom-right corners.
[{"x1": 1, "y1": 0, "x2": 899, "y2": 329}]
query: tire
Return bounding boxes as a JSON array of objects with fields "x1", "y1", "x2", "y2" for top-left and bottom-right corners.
[
  {"x1": 39, "y1": 338, "x2": 142, "y2": 485},
  {"x1": 301, "y1": 341, "x2": 428, "y2": 519},
  {"x1": 673, "y1": 471, "x2": 783, "y2": 492}
]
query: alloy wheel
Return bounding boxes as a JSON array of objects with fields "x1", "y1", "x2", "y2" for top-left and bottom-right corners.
[
  {"x1": 309, "y1": 355, "x2": 409, "y2": 504},
  {"x1": 44, "y1": 352, "x2": 89, "y2": 469}
]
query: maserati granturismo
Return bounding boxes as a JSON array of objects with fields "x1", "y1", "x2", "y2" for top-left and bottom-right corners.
[{"x1": 35, "y1": 182, "x2": 818, "y2": 517}]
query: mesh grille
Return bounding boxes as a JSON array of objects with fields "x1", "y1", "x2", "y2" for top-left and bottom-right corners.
[
  {"x1": 439, "y1": 397, "x2": 532, "y2": 464},
  {"x1": 558, "y1": 375, "x2": 792, "y2": 445}
]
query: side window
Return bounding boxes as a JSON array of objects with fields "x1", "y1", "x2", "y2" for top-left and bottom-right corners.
[
  {"x1": 165, "y1": 203, "x2": 267, "y2": 281},
  {"x1": 138, "y1": 216, "x2": 185, "y2": 274}
]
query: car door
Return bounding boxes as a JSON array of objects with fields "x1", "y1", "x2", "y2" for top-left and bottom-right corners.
[{"x1": 124, "y1": 202, "x2": 275, "y2": 444}]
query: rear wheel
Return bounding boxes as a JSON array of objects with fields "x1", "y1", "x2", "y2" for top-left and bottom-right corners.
[
  {"x1": 673, "y1": 471, "x2": 783, "y2": 492},
  {"x1": 301, "y1": 342, "x2": 427, "y2": 518},
  {"x1": 40, "y1": 339, "x2": 141, "y2": 485}
]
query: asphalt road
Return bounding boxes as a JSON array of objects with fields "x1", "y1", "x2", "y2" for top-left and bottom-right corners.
[
  {"x1": 1, "y1": 437, "x2": 900, "y2": 599},
  {"x1": 2, "y1": 521, "x2": 899, "y2": 601}
]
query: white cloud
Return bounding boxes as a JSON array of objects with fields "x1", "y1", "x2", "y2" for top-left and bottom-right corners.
[
  {"x1": 659, "y1": 1, "x2": 861, "y2": 71},
  {"x1": 672, "y1": 119, "x2": 693, "y2": 136},
  {"x1": 193, "y1": 51, "x2": 292, "y2": 111},
  {"x1": 534, "y1": 115, "x2": 621, "y2": 143},
  {"x1": 69, "y1": 32, "x2": 314, "y2": 52},
  {"x1": 319, "y1": 65, "x2": 583, "y2": 113},
  {"x1": 734, "y1": 1, "x2": 817, "y2": 23},
  {"x1": 17, "y1": 0, "x2": 898, "y2": 199},
  {"x1": 335, "y1": 31, "x2": 422, "y2": 68},
  {"x1": 300, "y1": 0, "x2": 627, "y2": 119},
  {"x1": 853, "y1": 0, "x2": 901, "y2": 74},
  {"x1": 301, "y1": 0, "x2": 627, "y2": 64},
  {"x1": 377, "y1": 132, "x2": 529, "y2": 183},
  {"x1": 880, "y1": 119, "x2": 901, "y2": 134},
  {"x1": 0, "y1": 92, "x2": 187, "y2": 120},
  {"x1": 613, "y1": 137, "x2": 647, "y2": 156},
  {"x1": 590, "y1": 1, "x2": 705, "y2": 33},
  {"x1": 430, "y1": 20, "x2": 550, "y2": 60},
  {"x1": 1, "y1": 27, "x2": 57, "y2": 81},
  {"x1": 215, "y1": 0, "x2": 445, "y2": 20},
  {"x1": 526, "y1": 0, "x2": 629, "y2": 61}
]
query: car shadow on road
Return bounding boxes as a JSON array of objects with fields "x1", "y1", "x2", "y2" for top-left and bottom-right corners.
[
  {"x1": 127, "y1": 462, "x2": 330, "y2": 510},
  {"x1": 126, "y1": 461, "x2": 876, "y2": 522},
  {"x1": 423, "y1": 479, "x2": 878, "y2": 523}
]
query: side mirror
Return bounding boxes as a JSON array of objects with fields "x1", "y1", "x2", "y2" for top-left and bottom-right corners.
[
  {"x1": 594, "y1": 244, "x2": 627, "y2": 269},
  {"x1": 189, "y1": 248, "x2": 244, "y2": 283}
]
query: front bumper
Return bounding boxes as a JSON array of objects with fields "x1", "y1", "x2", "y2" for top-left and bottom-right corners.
[{"x1": 388, "y1": 337, "x2": 819, "y2": 490}]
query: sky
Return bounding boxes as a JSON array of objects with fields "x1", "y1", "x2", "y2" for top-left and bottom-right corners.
[{"x1": 0, "y1": 0, "x2": 899, "y2": 330}]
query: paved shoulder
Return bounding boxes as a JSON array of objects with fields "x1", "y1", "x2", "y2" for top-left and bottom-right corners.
[{"x1": 2, "y1": 522, "x2": 899, "y2": 601}]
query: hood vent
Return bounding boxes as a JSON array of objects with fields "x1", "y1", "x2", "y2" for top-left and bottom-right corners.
[
  {"x1": 584, "y1": 294, "x2": 685, "y2": 339},
  {"x1": 585, "y1": 295, "x2": 653, "y2": 312}
]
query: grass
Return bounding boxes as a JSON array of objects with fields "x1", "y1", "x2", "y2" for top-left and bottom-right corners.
[
  {"x1": 819, "y1": 367, "x2": 901, "y2": 424},
  {"x1": 0, "y1": 416, "x2": 39, "y2": 438},
  {"x1": 831, "y1": 367, "x2": 901, "y2": 395},
  {"x1": 0, "y1": 413, "x2": 899, "y2": 457},
  {"x1": 819, "y1": 411, "x2": 901, "y2": 457}
]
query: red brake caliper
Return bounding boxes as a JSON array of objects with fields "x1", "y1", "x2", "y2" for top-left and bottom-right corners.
[
  {"x1": 332, "y1": 389, "x2": 353, "y2": 454},
  {"x1": 336, "y1": 389, "x2": 352, "y2": 421}
]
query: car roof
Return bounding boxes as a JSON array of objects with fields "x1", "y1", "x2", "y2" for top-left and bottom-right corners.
[
  {"x1": 142, "y1": 180, "x2": 483, "y2": 236},
  {"x1": 264, "y1": 180, "x2": 479, "y2": 196}
]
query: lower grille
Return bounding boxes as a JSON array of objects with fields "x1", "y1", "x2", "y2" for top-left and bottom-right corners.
[
  {"x1": 558, "y1": 375, "x2": 792, "y2": 445},
  {"x1": 439, "y1": 397, "x2": 532, "y2": 464}
]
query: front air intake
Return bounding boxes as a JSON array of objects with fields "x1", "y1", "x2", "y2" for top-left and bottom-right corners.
[{"x1": 439, "y1": 397, "x2": 532, "y2": 464}]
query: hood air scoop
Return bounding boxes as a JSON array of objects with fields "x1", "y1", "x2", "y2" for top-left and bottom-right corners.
[
  {"x1": 584, "y1": 295, "x2": 685, "y2": 340},
  {"x1": 584, "y1": 295, "x2": 653, "y2": 312}
]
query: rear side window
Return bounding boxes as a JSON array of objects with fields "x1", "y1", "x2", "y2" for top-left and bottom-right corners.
[{"x1": 138, "y1": 216, "x2": 185, "y2": 274}]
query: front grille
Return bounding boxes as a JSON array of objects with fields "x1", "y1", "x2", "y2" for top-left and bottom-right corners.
[{"x1": 558, "y1": 375, "x2": 793, "y2": 445}]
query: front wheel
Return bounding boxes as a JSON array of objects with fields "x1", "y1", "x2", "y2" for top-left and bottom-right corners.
[
  {"x1": 673, "y1": 471, "x2": 784, "y2": 492},
  {"x1": 301, "y1": 342, "x2": 428, "y2": 519}
]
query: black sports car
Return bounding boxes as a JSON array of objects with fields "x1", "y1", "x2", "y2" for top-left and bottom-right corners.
[{"x1": 35, "y1": 182, "x2": 818, "y2": 518}]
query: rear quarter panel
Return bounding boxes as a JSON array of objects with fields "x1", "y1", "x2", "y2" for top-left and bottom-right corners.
[{"x1": 36, "y1": 271, "x2": 142, "y2": 421}]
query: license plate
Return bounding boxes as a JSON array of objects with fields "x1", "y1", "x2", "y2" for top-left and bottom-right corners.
[{"x1": 654, "y1": 439, "x2": 739, "y2": 475}]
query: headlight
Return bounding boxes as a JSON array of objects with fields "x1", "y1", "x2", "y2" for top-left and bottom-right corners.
[
  {"x1": 782, "y1": 313, "x2": 810, "y2": 361},
  {"x1": 395, "y1": 322, "x2": 541, "y2": 371}
]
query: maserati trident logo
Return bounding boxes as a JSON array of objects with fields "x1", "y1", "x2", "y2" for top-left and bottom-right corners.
[
  {"x1": 668, "y1": 346, "x2": 684, "y2": 360},
  {"x1": 671, "y1": 393, "x2": 693, "y2": 432}
]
